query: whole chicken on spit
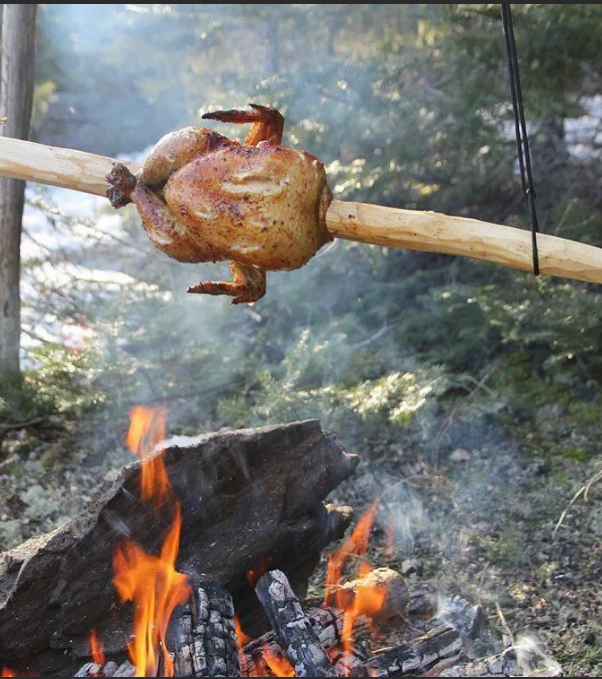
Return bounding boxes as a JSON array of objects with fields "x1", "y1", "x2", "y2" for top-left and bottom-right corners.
[{"x1": 106, "y1": 105, "x2": 332, "y2": 304}]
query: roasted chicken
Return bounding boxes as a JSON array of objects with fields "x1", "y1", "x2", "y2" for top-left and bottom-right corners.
[{"x1": 106, "y1": 105, "x2": 332, "y2": 304}]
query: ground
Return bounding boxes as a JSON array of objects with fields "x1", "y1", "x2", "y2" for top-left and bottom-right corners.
[{"x1": 2, "y1": 390, "x2": 602, "y2": 677}]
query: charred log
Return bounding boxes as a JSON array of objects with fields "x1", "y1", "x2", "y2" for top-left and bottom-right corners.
[
  {"x1": 0, "y1": 420, "x2": 357, "y2": 675},
  {"x1": 363, "y1": 625, "x2": 462, "y2": 677},
  {"x1": 171, "y1": 578, "x2": 241, "y2": 678},
  {"x1": 74, "y1": 660, "x2": 135, "y2": 677},
  {"x1": 255, "y1": 569, "x2": 338, "y2": 677},
  {"x1": 430, "y1": 596, "x2": 487, "y2": 641},
  {"x1": 241, "y1": 605, "x2": 371, "y2": 677}
]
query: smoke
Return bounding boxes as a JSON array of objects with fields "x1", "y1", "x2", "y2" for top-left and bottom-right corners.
[{"x1": 514, "y1": 634, "x2": 562, "y2": 677}]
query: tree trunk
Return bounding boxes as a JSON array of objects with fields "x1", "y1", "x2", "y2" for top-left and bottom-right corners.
[{"x1": 0, "y1": 4, "x2": 37, "y2": 381}]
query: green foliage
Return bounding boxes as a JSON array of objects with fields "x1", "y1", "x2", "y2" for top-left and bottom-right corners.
[{"x1": 24, "y1": 344, "x2": 106, "y2": 414}]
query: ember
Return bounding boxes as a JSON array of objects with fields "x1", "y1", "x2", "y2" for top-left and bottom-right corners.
[
  {"x1": 246, "y1": 555, "x2": 274, "y2": 588},
  {"x1": 263, "y1": 646, "x2": 295, "y2": 678}
]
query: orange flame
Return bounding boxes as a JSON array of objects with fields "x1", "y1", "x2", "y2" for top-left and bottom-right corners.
[
  {"x1": 354, "y1": 575, "x2": 387, "y2": 619},
  {"x1": 125, "y1": 404, "x2": 172, "y2": 510},
  {"x1": 338, "y1": 578, "x2": 386, "y2": 677},
  {"x1": 357, "y1": 560, "x2": 374, "y2": 579},
  {"x1": 341, "y1": 607, "x2": 356, "y2": 655},
  {"x1": 89, "y1": 629, "x2": 105, "y2": 668},
  {"x1": 321, "y1": 501, "x2": 387, "y2": 676},
  {"x1": 263, "y1": 646, "x2": 295, "y2": 677},
  {"x1": 234, "y1": 615, "x2": 253, "y2": 672},
  {"x1": 1, "y1": 670, "x2": 16, "y2": 677},
  {"x1": 324, "y1": 500, "x2": 378, "y2": 605},
  {"x1": 113, "y1": 504, "x2": 192, "y2": 677},
  {"x1": 234, "y1": 615, "x2": 252, "y2": 647}
]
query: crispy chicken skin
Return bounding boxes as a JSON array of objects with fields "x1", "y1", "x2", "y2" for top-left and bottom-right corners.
[
  {"x1": 164, "y1": 142, "x2": 332, "y2": 270},
  {"x1": 106, "y1": 105, "x2": 333, "y2": 304}
]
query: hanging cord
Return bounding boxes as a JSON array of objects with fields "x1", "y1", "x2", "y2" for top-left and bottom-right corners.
[{"x1": 501, "y1": 3, "x2": 540, "y2": 275}]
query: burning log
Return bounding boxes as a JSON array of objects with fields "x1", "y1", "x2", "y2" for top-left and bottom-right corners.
[
  {"x1": 171, "y1": 578, "x2": 241, "y2": 678},
  {"x1": 1, "y1": 136, "x2": 602, "y2": 286},
  {"x1": 240, "y1": 571, "x2": 435, "y2": 676},
  {"x1": 363, "y1": 625, "x2": 462, "y2": 677},
  {"x1": 255, "y1": 569, "x2": 338, "y2": 677},
  {"x1": 0, "y1": 420, "x2": 357, "y2": 676},
  {"x1": 242, "y1": 568, "x2": 424, "y2": 677},
  {"x1": 304, "y1": 572, "x2": 435, "y2": 622},
  {"x1": 326, "y1": 567, "x2": 410, "y2": 622},
  {"x1": 241, "y1": 604, "x2": 371, "y2": 677}
]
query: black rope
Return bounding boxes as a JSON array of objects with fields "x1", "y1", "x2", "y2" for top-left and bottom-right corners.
[{"x1": 501, "y1": 3, "x2": 540, "y2": 275}]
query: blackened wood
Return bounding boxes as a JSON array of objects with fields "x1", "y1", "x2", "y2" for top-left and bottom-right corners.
[
  {"x1": 0, "y1": 420, "x2": 357, "y2": 675},
  {"x1": 363, "y1": 625, "x2": 462, "y2": 677},
  {"x1": 74, "y1": 662, "x2": 101, "y2": 677},
  {"x1": 74, "y1": 660, "x2": 134, "y2": 677},
  {"x1": 112, "y1": 662, "x2": 136, "y2": 677},
  {"x1": 172, "y1": 579, "x2": 241, "y2": 677},
  {"x1": 241, "y1": 605, "x2": 370, "y2": 677},
  {"x1": 430, "y1": 595, "x2": 486, "y2": 641},
  {"x1": 255, "y1": 570, "x2": 338, "y2": 677},
  {"x1": 439, "y1": 650, "x2": 520, "y2": 677}
]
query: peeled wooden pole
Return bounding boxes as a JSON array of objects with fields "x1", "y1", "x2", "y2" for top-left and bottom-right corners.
[{"x1": 2, "y1": 136, "x2": 602, "y2": 285}]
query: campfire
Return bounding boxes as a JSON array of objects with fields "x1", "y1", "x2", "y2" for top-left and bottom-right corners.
[{"x1": 0, "y1": 411, "x2": 560, "y2": 678}]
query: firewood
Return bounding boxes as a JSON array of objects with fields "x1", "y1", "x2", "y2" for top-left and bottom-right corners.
[
  {"x1": 240, "y1": 575, "x2": 444, "y2": 679},
  {"x1": 255, "y1": 569, "x2": 338, "y2": 677},
  {"x1": 74, "y1": 662, "x2": 102, "y2": 677},
  {"x1": 241, "y1": 605, "x2": 371, "y2": 677},
  {"x1": 363, "y1": 624, "x2": 462, "y2": 677},
  {"x1": 112, "y1": 662, "x2": 136, "y2": 678},
  {"x1": 74, "y1": 660, "x2": 135, "y2": 677},
  {"x1": 0, "y1": 420, "x2": 357, "y2": 676},
  {"x1": 304, "y1": 576, "x2": 436, "y2": 622},
  {"x1": 242, "y1": 576, "x2": 436, "y2": 676},
  {"x1": 326, "y1": 567, "x2": 410, "y2": 621},
  {"x1": 171, "y1": 578, "x2": 241, "y2": 678},
  {"x1": 0, "y1": 137, "x2": 601, "y2": 285}
]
